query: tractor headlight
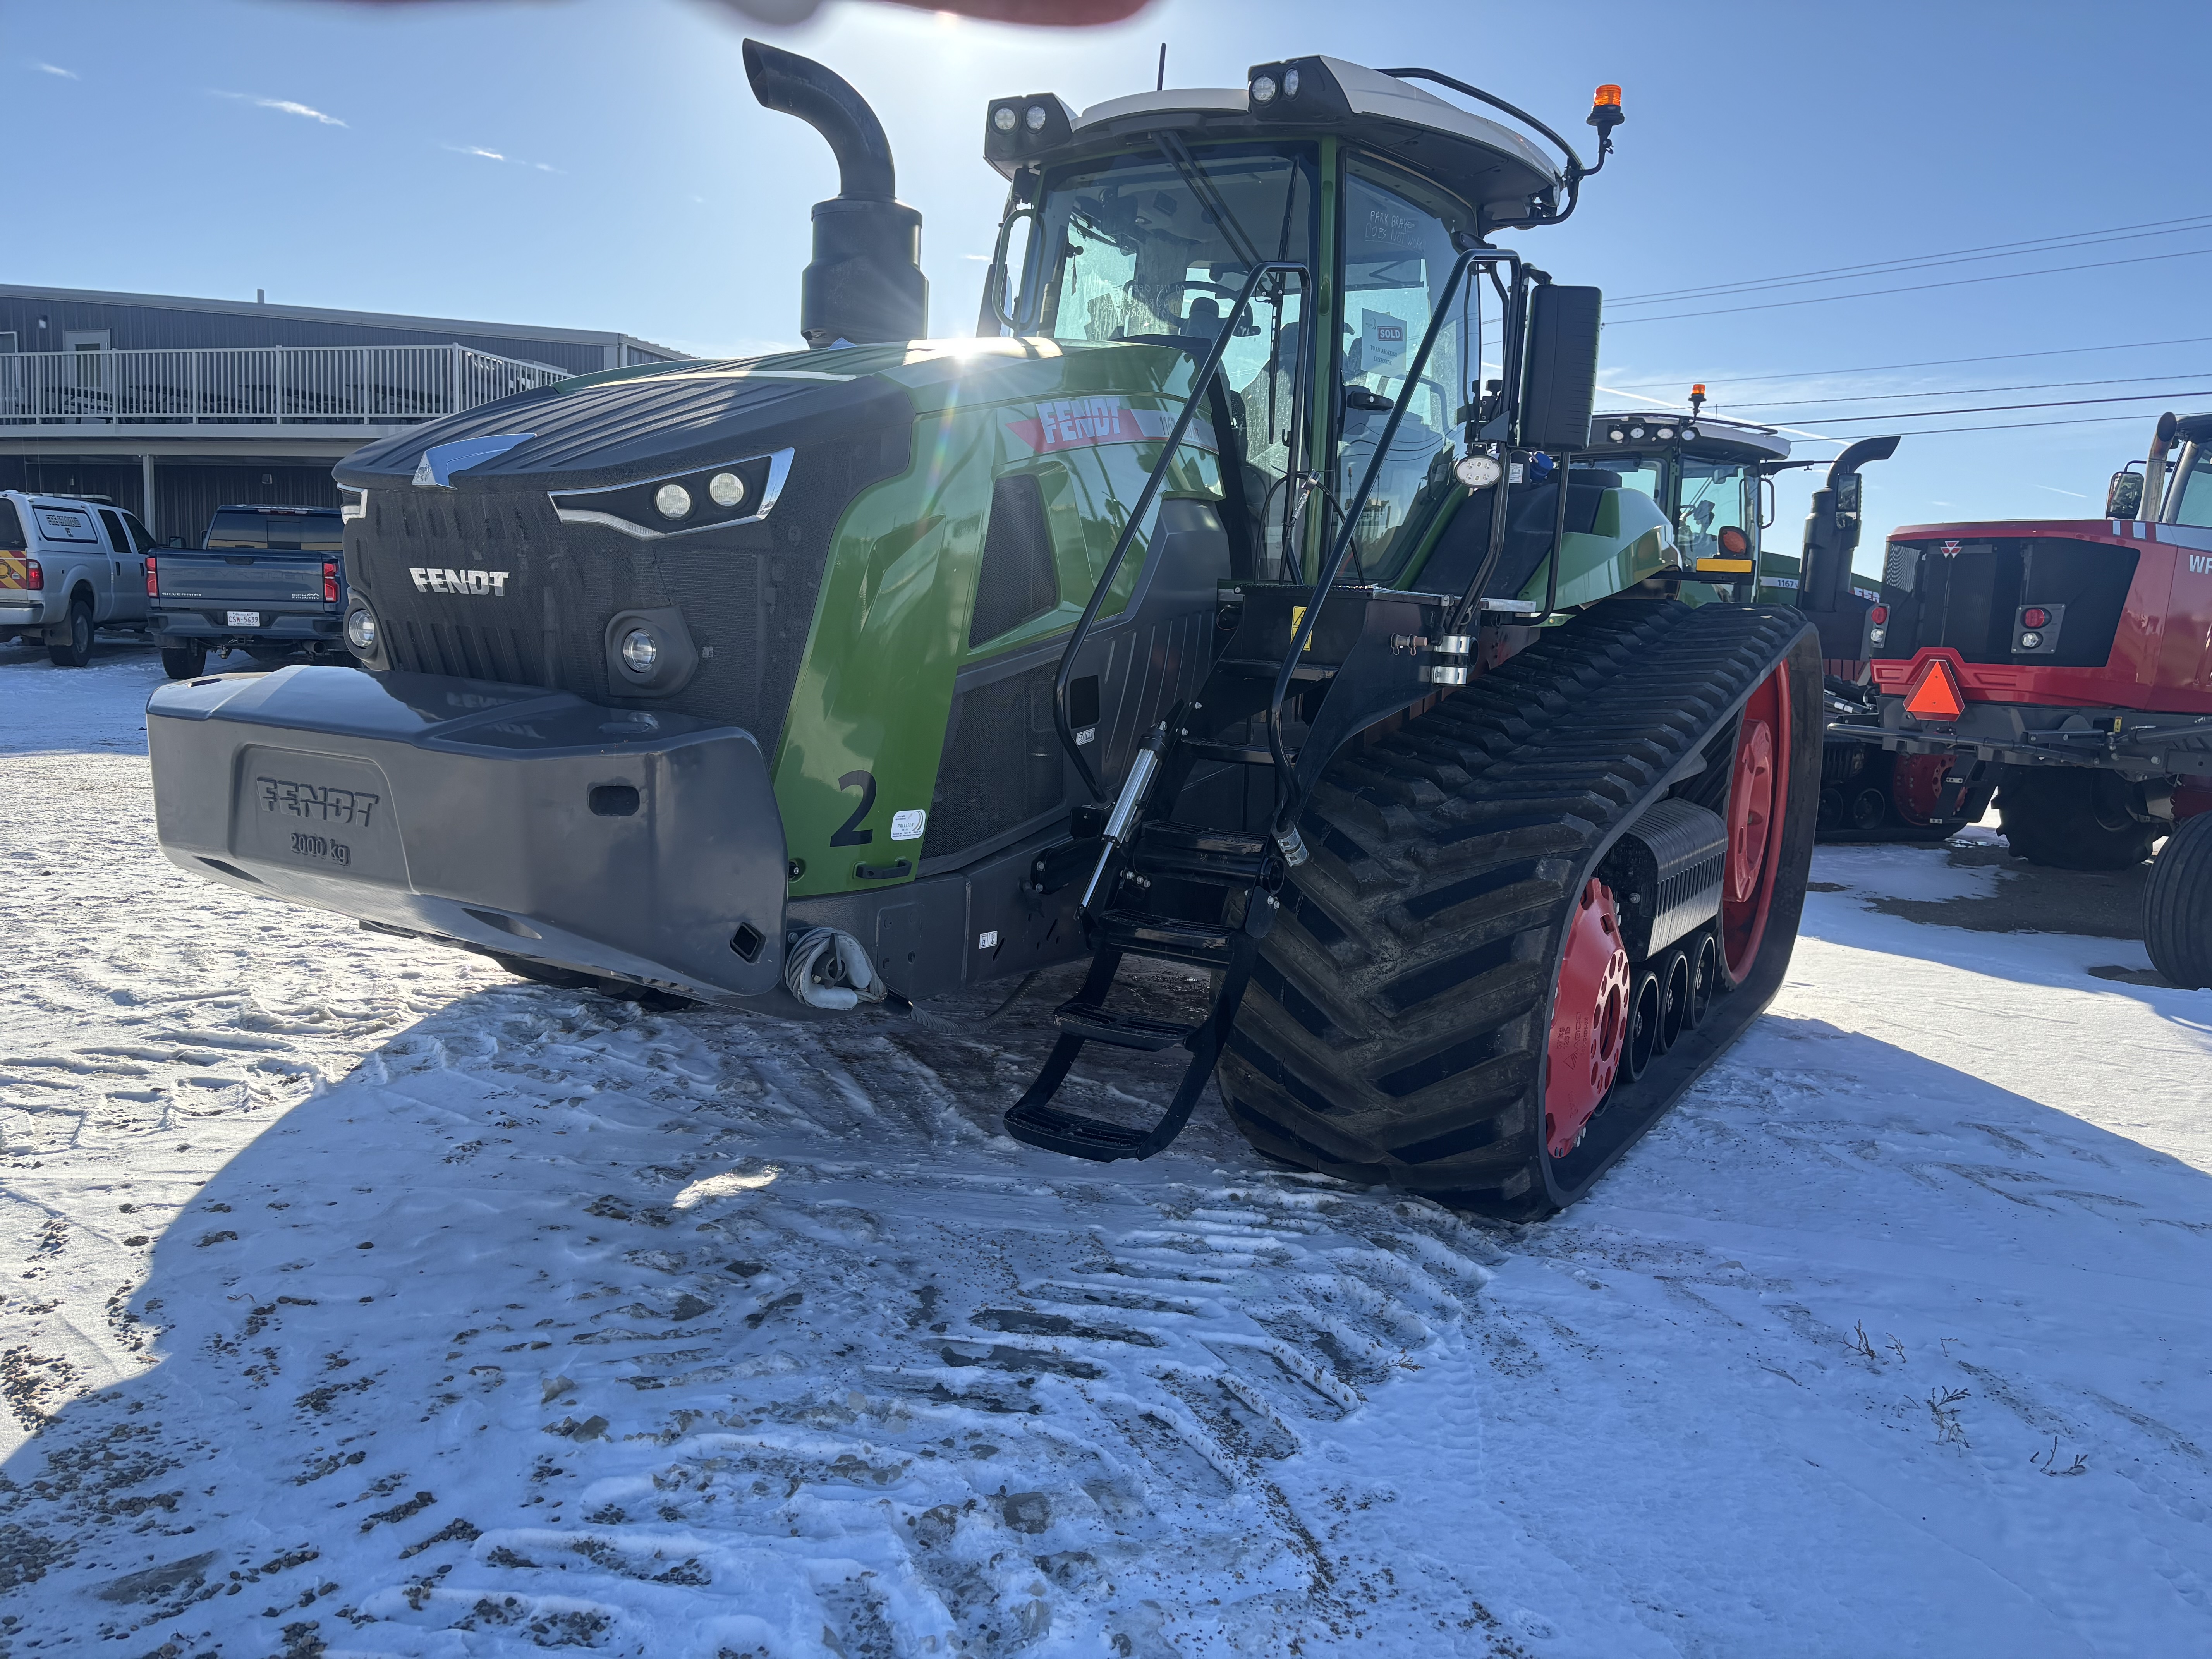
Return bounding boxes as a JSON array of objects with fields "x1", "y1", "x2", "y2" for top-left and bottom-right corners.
[
  {"x1": 622, "y1": 627, "x2": 661, "y2": 673},
  {"x1": 1284, "y1": 68, "x2": 1301, "y2": 96},
  {"x1": 1250, "y1": 74, "x2": 1278, "y2": 104},
  {"x1": 345, "y1": 607, "x2": 377, "y2": 652},
  {"x1": 550, "y1": 448, "x2": 789, "y2": 542},
  {"x1": 1024, "y1": 103, "x2": 1048, "y2": 131},
  {"x1": 992, "y1": 106, "x2": 1018, "y2": 132}
]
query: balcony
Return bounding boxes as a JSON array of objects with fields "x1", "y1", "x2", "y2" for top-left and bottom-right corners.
[{"x1": 0, "y1": 344, "x2": 567, "y2": 433}]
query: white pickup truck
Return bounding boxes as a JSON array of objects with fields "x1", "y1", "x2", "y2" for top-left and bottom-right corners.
[{"x1": 0, "y1": 490, "x2": 158, "y2": 666}]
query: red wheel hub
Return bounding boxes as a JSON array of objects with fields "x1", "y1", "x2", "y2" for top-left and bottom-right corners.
[
  {"x1": 1721, "y1": 666, "x2": 1793, "y2": 982},
  {"x1": 1544, "y1": 878, "x2": 1631, "y2": 1158},
  {"x1": 1891, "y1": 752, "x2": 1954, "y2": 826},
  {"x1": 1726, "y1": 720, "x2": 1774, "y2": 905}
]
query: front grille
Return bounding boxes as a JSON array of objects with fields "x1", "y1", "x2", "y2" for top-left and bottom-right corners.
[
  {"x1": 350, "y1": 482, "x2": 777, "y2": 729},
  {"x1": 345, "y1": 419, "x2": 910, "y2": 750}
]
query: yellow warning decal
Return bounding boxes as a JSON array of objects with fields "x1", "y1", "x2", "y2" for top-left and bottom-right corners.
[{"x1": 1694, "y1": 558, "x2": 1755, "y2": 574}]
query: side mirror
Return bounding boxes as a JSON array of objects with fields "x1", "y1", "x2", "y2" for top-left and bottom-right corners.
[
  {"x1": 1834, "y1": 474, "x2": 1863, "y2": 515},
  {"x1": 2106, "y1": 470, "x2": 2143, "y2": 519},
  {"x1": 1518, "y1": 285, "x2": 1602, "y2": 454}
]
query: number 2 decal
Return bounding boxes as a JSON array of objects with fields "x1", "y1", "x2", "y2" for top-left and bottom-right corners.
[{"x1": 830, "y1": 769, "x2": 876, "y2": 845}]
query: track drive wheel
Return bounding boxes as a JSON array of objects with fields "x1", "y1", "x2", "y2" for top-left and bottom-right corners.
[
  {"x1": 1544, "y1": 880, "x2": 1630, "y2": 1157},
  {"x1": 1997, "y1": 766, "x2": 2157, "y2": 870},
  {"x1": 2143, "y1": 813, "x2": 2212, "y2": 988},
  {"x1": 1721, "y1": 662, "x2": 1792, "y2": 984},
  {"x1": 1889, "y1": 752, "x2": 1957, "y2": 836}
]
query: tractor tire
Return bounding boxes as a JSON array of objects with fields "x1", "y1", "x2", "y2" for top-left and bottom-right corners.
[
  {"x1": 161, "y1": 643, "x2": 209, "y2": 680},
  {"x1": 46, "y1": 598, "x2": 94, "y2": 668},
  {"x1": 2143, "y1": 813, "x2": 2212, "y2": 989},
  {"x1": 1216, "y1": 595, "x2": 1822, "y2": 1219},
  {"x1": 1997, "y1": 767, "x2": 2157, "y2": 870}
]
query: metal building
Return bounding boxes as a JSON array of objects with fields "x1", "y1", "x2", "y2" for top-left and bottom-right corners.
[{"x1": 0, "y1": 284, "x2": 682, "y2": 542}]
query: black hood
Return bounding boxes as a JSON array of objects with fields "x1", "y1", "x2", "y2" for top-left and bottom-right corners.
[{"x1": 337, "y1": 362, "x2": 913, "y2": 495}]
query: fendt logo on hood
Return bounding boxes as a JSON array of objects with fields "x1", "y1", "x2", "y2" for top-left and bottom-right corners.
[{"x1": 410, "y1": 567, "x2": 510, "y2": 597}]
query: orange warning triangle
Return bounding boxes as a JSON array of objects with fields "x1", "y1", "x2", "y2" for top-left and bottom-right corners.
[{"x1": 1904, "y1": 657, "x2": 1966, "y2": 722}]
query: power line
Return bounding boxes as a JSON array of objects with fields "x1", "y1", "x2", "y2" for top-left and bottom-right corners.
[
  {"x1": 1611, "y1": 213, "x2": 2212, "y2": 307},
  {"x1": 1771, "y1": 387, "x2": 2212, "y2": 427},
  {"x1": 1604, "y1": 335, "x2": 2212, "y2": 391},
  {"x1": 1717, "y1": 370, "x2": 2212, "y2": 412},
  {"x1": 1779, "y1": 412, "x2": 2154, "y2": 445},
  {"x1": 1824, "y1": 412, "x2": 2154, "y2": 440},
  {"x1": 1604, "y1": 244, "x2": 2212, "y2": 329}
]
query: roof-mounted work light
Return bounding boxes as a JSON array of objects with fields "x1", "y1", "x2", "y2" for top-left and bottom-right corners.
[
  {"x1": 1246, "y1": 57, "x2": 1352, "y2": 120},
  {"x1": 984, "y1": 93, "x2": 1075, "y2": 165}
]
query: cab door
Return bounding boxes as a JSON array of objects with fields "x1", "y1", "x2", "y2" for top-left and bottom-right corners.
[
  {"x1": 96, "y1": 507, "x2": 147, "y2": 621},
  {"x1": 1328, "y1": 154, "x2": 1479, "y2": 585}
]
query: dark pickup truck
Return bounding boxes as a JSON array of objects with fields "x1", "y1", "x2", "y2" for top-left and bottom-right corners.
[{"x1": 148, "y1": 505, "x2": 347, "y2": 679}]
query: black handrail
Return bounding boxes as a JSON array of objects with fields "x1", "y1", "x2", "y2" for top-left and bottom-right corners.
[
  {"x1": 1377, "y1": 67, "x2": 1614, "y2": 228},
  {"x1": 1266, "y1": 246, "x2": 1503, "y2": 838},
  {"x1": 1051, "y1": 259, "x2": 1310, "y2": 799}
]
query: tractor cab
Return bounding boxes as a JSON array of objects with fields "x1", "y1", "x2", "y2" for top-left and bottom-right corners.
[
  {"x1": 979, "y1": 56, "x2": 1623, "y2": 597},
  {"x1": 1585, "y1": 402, "x2": 1793, "y2": 600}
]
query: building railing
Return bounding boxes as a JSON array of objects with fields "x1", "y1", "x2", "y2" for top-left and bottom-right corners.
[{"x1": 0, "y1": 343, "x2": 569, "y2": 428}]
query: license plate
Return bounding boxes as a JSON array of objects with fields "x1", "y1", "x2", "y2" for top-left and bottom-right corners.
[
  {"x1": 231, "y1": 747, "x2": 405, "y2": 886},
  {"x1": 228, "y1": 610, "x2": 262, "y2": 628}
]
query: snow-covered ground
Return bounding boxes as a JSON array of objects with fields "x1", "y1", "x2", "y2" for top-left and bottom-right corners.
[{"x1": 3, "y1": 641, "x2": 2209, "y2": 1659}]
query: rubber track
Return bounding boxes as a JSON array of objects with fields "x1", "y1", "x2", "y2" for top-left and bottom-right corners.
[{"x1": 1215, "y1": 594, "x2": 1815, "y2": 1219}]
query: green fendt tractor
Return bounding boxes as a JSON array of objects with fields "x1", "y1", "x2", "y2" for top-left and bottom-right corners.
[{"x1": 146, "y1": 47, "x2": 1822, "y2": 1218}]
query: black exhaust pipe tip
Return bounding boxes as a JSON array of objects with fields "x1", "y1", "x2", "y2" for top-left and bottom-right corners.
[
  {"x1": 743, "y1": 38, "x2": 928, "y2": 348},
  {"x1": 742, "y1": 38, "x2": 897, "y2": 202}
]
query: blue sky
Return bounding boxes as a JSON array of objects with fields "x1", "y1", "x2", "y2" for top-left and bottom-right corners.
[{"x1": 13, "y1": 0, "x2": 2210, "y2": 571}]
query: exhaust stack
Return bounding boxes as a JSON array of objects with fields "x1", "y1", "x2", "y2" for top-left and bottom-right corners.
[{"x1": 743, "y1": 40, "x2": 927, "y2": 349}]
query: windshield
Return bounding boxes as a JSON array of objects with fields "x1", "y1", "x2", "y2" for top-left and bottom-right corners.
[
  {"x1": 2171, "y1": 442, "x2": 2212, "y2": 527},
  {"x1": 1676, "y1": 459, "x2": 1753, "y2": 561},
  {"x1": 1028, "y1": 143, "x2": 1317, "y2": 568}
]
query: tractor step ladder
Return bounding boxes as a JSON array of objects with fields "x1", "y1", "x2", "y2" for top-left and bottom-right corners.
[{"x1": 1000, "y1": 697, "x2": 1303, "y2": 1163}]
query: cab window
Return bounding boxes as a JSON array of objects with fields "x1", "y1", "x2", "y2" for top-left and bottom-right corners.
[
  {"x1": 1609, "y1": 457, "x2": 1667, "y2": 510},
  {"x1": 1336, "y1": 157, "x2": 1475, "y2": 580},
  {"x1": 1676, "y1": 459, "x2": 1754, "y2": 560}
]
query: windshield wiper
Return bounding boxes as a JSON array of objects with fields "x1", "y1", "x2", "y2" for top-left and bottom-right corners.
[{"x1": 1153, "y1": 133, "x2": 1260, "y2": 269}]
